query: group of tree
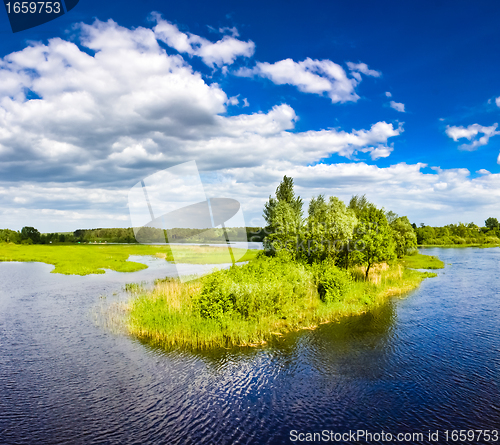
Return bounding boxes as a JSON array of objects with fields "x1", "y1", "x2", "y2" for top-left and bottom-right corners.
[
  {"x1": 262, "y1": 176, "x2": 417, "y2": 278},
  {"x1": 0, "y1": 227, "x2": 75, "y2": 244},
  {"x1": 0, "y1": 226, "x2": 264, "y2": 245},
  {"x1": 413, "y1": 219, "x2": 500, "y2": 245}
]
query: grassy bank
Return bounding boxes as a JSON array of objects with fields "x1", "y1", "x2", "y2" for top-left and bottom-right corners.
[
  {"x1": 402, "y1": 253, "x2": 445, "y2": 269},
  {"x1": 126, "y1": 254, "x2": 442, "y2": 349},
  {"x1": 0, "y1": 243, "x2": 258, "y2": 275}
]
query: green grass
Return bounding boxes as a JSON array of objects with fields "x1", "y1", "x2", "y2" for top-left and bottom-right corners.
[
  {"x1": 402, "y1": 253, "x2": 445, "y2": 269},
  {"x1": 125, "y1": 254, "x2": 441, "y2": 350},
  {"x1": 0, "y1": 243, "x2": 258, "y2": 275}
]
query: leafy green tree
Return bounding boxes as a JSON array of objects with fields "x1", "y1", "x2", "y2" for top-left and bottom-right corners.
[
  {"x1": 263, "y1": 176, "x2": 303, "y2": 230},
  {"x1": 325, "y1": 197, "x2": 357, "y2": 267},
  {"x1": 348, "y1": 194, "x2": 370, "y2": 217},
  {"x1": 307, "y1": 194, "x2": 327, "y2": 224},
  {"x1": 390, "y1": 216, "x2": 417, "y2": 258},
  {"x1": 303, "y1": 194, "x2": 328, "y2": 261},
  {"x1": 415, "y1": 225, "x2": 435, "y2": 244},
  {"x1": 385, "y1": 210, "x2": 398, "y2": 225},
  {"x1": 485, "y1": 217, "x2": 499, "y2": 230},
  {"x1": 21, "y1": 226, "x2": 41, "y2": 244},
  {"x1": 266, "y1": 200, "x2": 303, "y2": 257},
  {"x1": 276, "y1": 175, "x2": 303, "y2": 213},
  {"x1": 0, "y1": 229, "x2": 21, "y2": 244},
  {"x1": 353, "y1": 205, "x2": 395, "y2": 279},
  {"x1": 263, "y1": 176, "x2": 303, "y2": 256},
  {"x1": 303, "y1": 195, "x2": 357, "y2": 265}
]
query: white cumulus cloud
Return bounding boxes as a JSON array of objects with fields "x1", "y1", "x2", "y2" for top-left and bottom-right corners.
[
  {"x1": 346, "y1": 61, "x2": 382, "y2": 80},
  {"x1": 0, "y1": 16, "x2": 406, "y2": 232},
  {"x1": 152, "y1": 13, "x2": 255, "y2": 68},
  {"x1": 445, "y1": 123, "x2": 500, "y2": 151},
  {"x1": 237, "y1": 57, "x2": 379, "y2": 103},
  {"x1": 389, "y1": 101, "x2": 405, "y2": 112},
  {"x1": 2, "y1": 16, "x2": 497, "y2": 231}
]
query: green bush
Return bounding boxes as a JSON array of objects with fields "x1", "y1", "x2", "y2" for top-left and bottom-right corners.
[
  {"x1": 315, "y1": 262, "x2": 351, "y2": 303},
  {"x1": 194, "y1": 273, "x2": 235, "y2": 320},
  {"x1": 193, "y1": 256, "x2": 313, "y2": 322}
]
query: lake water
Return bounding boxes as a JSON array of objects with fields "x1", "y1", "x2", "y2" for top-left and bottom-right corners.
[{"x1": 1, "y1": 248, "x2": 499, "y2": 444}]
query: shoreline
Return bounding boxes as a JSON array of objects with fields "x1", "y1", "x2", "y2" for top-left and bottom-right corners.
[{"x1": 419, "y1": 244, "x2": 500, "y2": 248}]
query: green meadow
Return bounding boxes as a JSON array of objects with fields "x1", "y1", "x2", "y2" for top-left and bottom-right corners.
[{"x1": 0, "y1": 243, "x2": 258, "y2": 275}]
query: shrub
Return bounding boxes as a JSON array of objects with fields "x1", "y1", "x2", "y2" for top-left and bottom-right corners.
[
  {"x1": 194, "y1": 273, "x2": 235, "y2": 320},
  {"x1": 193, "y1": 256, "x2": 313, "y2": 322},
  {"x1": 315, "y1": 262, "x2": 351, "y2": 303}
]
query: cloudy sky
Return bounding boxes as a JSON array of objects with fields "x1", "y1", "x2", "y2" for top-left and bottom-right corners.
[{"x1": 1, "y1": 0, "x2": 500, "y2": 231}]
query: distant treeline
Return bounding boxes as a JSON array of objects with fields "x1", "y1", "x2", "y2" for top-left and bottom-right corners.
[
  {"x1": 414, "y1": 218, "x2": 500, "y2": 246},
  {"x1": 0, "y1": 226, "x2": 266, "y2": 245},
  {"x1": 3, "y1": 217, "x2": 500, "y2": 247}
]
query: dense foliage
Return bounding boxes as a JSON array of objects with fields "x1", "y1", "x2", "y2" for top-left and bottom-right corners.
[
  {"x1": 414, "y1": 222, "x2": 500, "y2": 245},
  {"x1": 262, "y1": 176, "x2": 416, "y2": 270},
  {"x1": 193, "y1": 255, "x2": 315, "y2": 322},
  {"x1": 314, "y1": 261, "x2": 352, "y2": 303}
]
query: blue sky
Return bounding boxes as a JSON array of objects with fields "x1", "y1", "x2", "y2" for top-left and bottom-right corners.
[{"x1": 1, "y1": 0, "x2": 500, "y2": 231}]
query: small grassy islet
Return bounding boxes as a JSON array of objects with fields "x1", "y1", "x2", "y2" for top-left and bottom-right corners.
[{"x1": 125, "y1": 253, "x2": 444, "y2": 350}]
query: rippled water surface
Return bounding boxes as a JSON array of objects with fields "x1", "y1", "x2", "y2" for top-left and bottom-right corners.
[{"x1": 1, "y1": 248, "x2": 500, "y2": 444}]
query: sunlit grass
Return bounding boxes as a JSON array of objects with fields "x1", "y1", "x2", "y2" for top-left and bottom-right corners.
[
  {"x1": 0, "y1": 243, "x2": 258, "y2": 275},
  {"x1": 402, "y1": 253, "x2": 444, "y2": 269}
]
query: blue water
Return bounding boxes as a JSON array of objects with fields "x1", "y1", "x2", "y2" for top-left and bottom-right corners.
[{"x1": 0, "y1": 248, "x2": 499, "y2": 444}]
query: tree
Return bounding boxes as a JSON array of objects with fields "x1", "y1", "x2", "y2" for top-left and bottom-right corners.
[
  {"x1": 324, "y1": 197, "x2": 357, "y2": 267},
  {"x1": 353, "y1": 205, "x2": 395, "y2": 279},
  {"x1": 308, "y1": 194, "x2": 327, "y2": 225},
  {"x1": 390, "y1": 216, "x2": 417, "y2": 258},
  {"x1": 385, "y1": 210, "x2": 398, "y2": 225},
  {"x1": 263, "y1": 176, "x2": 304, "y2": 256},
  {"x1": 0, "y1": 229, "x2": 21, "y2": 244},
  {"x1": 21, "y1": 226, "x2": 41, "y2": 244},
  {"x1": 304, "y1": 194, "x2": 328, "y2": 261},
  {"x1": 266, "y1": 200, "x2": 303, "y2": 257},
  {"x1": 263, "y1": 176, "x2": 303, "y2": 231},
  {"x1": 303, "y1": 195, "x2": 357, "y2": 264},
  {"x1": 415, "y1": 225, "x2": 435, "y2": 244},
  {"x1": 348, "y1": 194, "x2": 370, "y2": 217},
  {"x1": 276, "y1": 175, "x2": 303, "y2": 214},
  {"x1": 485, "y1": 217, "x2": 499, "y2": 230}
]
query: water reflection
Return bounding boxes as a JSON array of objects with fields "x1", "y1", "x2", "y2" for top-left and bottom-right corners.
[{"x1": 1, "y1": 249, "x2": 500, "y2": 444}]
